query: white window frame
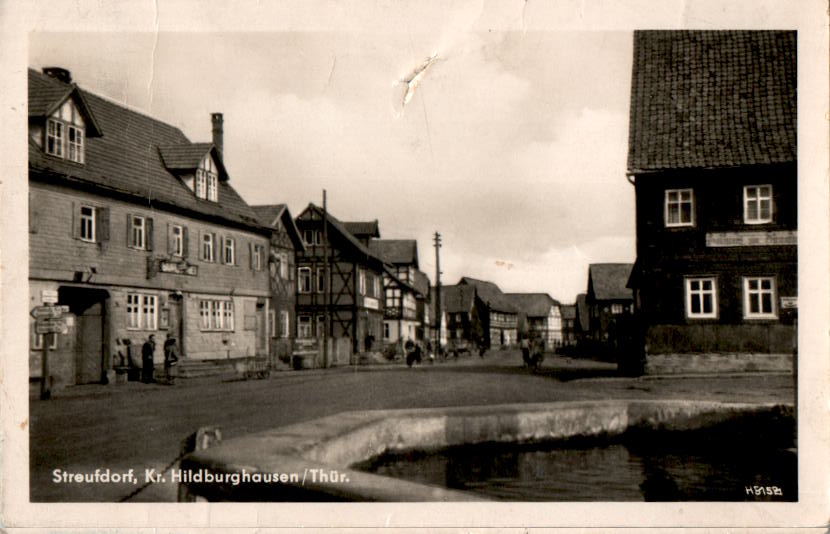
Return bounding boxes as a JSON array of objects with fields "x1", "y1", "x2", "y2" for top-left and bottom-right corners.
[
  {"x1": 127, "y1": 292, "x2": 157, "y2": 330},
  {"x1": 198, "y1": 299, "x2": 234, "y2": 331},
  {"x1": 611, "y1": 303, "x2": 623, "y2": 314},
  {"x1": 202, "y1": 233, "x2": 215, "y2": 262},
  {"x1": 199, "y1": 300, "x2": 211, "y2": 330},
  {"x1": 195, "y1": 171, "x2": 207, "y2": 199},
  {"x1": 359, "y1": 270, "x2": 366, "y2": 295},
  {"x1": 297, "y1": 315, "x2": 312, "y2": 338},
  {"x1": 303, "y1": 229, "x2": 314, "y2": 246},
  {"x1": 685, "y1": 277, "x2": 718, "y2": 319},
  {"x1": 298, "y1": 267, "x2": 312, "y2": 293},
  {"x1": 171, "y1": 225, "x2": 184, "y2": 256},
  {"x1": 67, "y1": 124, "x2": 84, "y2": 163},
  {"x1": 315, "y1": 230, "x2": 324, "y2": 246},
  {"x1": 743, "y1": 276, "x2": 777, "y2": 319},
  {"x1": 79, "y1": 205, "x2": 95, "y2": 242},
  {"x1": 316, "y1": 315, "x2": 325, "y2": 337},
  {"x1": 131, "y1": 215, "x2": 146, "y2": 250},
  {"x1": 196, "y1": 155, "x2": 218, "y2": 201},
  {"x1": 744, "y1": 185, "x2": 773, "y2": 224},
  {"x1": 316, "y1": 267, "x2": 325, "y2": 293},
  {"x1": 206, "y1": 173, "x2": 218, "y2": 202},
  {"x1": 665, "y1": 188, "x2": 694, "y2": 227},
  {"x1": 46, "y1": 118, "x2": 64, "y2": 158},
  {"x1": 223, "y1": 237, "x2": 235, "y2": 264},
  {"x1": 252, "y1": 244, "x2": 263, "y2": 271},
  {"x1": 279, "y1": 252, "x2": 289, "y2": 279},
  {"x1": 280, "y1": 310, "x2": 289, "y2": 338}
]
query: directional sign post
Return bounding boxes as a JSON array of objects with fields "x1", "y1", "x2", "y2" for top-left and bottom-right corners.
[
  {"x1": 31, "y1": 305, "x2": 69, "y2": 319},
  {"x1": 31, "y1": 302, "x2": 68, "y2": 400}
]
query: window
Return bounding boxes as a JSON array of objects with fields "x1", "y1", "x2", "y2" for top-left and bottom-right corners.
[
  {"x1": 127, "y1": 293, "x2": 157, "y2": 330},
  {"x1": 316, "y1": 267, "x2": 325, "y2": 293},
  {"x1": 386, "y1": 287, "x2": 401, "y2": 309},
  {"x1": 665, "y1": 189, "x2": 694, "y2": 227},
  {"x1": 316, "y1": 315, "x2": 325, "y2": 337},
  {"x1": 303, "y1": 229, "x2": 314, "y2": 245},
  {"x1": 280, "y1": 310, "x2": 289, "y2": 338},
  {"x1": 685, "y1": 277, "x2": 717, "y2": 319},
  {"x1": 373, "y1": 276, "x2": 381, "y2": 298},
  {"x1": 251, "y1": 244, "x2": 263, "y2": 271},
  {"x1": 279, "y1": 252, "x2": 288, "y2": 279},
  {"x1": 223, "y1": 237, "x2": 235, "y2": 264},
  {"x1": 202, "y1": 233, "x2": 215, "y2": 262},
  {"x1": 45, "y1": 101, "x2": 85, "y2": 163},
  {"x1": 198, "y1": 300, "x2": 234, "y2": 331},
  {"x1": 297, "y1": 315, "x2": 312, "y2": 338},
  {"x1": 298, "y1": 267, "x2": 312, "y2": 293},
  {"x1": 359, "y1": 270, "x2": 366, "y2": 295},
  {"x1": 744, "y1": 277, "x2": 777, "y2": 318},
  {"x1": 611, "y1": 303, "x2": 623, "y2": 314},
  {"x1": 46, "y1": 119, "x2": 64, "y2": 157},
  {"x1": 196, "y1": 155, "x2": 218, "y2": 202},
  {"x1": 744, "y1": 185, "x2": 773, "y2": 224},
  {"x1": 80, "y1": 205, "x2": 95, "y2": 242},
  {"x1": 171, "y1": 225, "x2": 184, "y2": 256},
  {"x1": 131, "y1": 216, "x2": 146, "y2": 249},
  {"x1": 67, "y1": 125, "x2": 84, "y2": 163}
]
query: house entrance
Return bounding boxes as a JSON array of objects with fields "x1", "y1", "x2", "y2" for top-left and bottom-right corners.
[{"x1": 59, "y1": 286, "x2": 109, "y2": 384}]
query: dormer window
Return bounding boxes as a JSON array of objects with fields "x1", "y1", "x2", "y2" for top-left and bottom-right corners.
[
  {"x1": 46, "y1": 100, "x2": 85, "y2": 163},
  {"x1": 196, "y1": 155, "x2": 218, "y2": 202}
]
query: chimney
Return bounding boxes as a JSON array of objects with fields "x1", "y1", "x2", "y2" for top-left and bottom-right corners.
[
  {"x1": 211, "y1": 113, "x2": 224, "y2": 156},
  {"x1": 42, "y1": 67, "x2": 72, "y2": 84}
]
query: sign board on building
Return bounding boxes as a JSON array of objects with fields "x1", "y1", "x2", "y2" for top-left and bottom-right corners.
[
  {"x1": 780, "y1": 297, "x2": 798, "y2": 309},
  {"x1": 31, "y1": 305, "x2": 70, "y2": 318},
  {"x1": 705, "y1": 231, "x2": 797, "y2": 247},
  {"x1": 159, "y1": 259, "x2": 199, "y2": 276},
  {"x1": 363, "y1": 297, "x2": 379, "y2": 310},
  {"x1": 41, "y1": 289, "x2": 59, "y2": 304},
  {"x1": 36, "y1": 317, "x2": 68, "y2": 334}
]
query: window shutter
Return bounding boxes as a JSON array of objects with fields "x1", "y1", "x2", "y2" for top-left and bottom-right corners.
[
  {"x1": 182, "y1": 227, "x2": 189, "y2": 258},
  {"x1": 72, "y1": 202, "x2": 80, "y2": 239},
  {"x1": 97, "y1": 207, "x2": 110, "y2": 242},
  {"x1": 212, "y1": 233, "x2": 217, "y2": 262},
  {"x1": 126, "y1": 213, "x2": 132, "y2": 247},
  {"x1": 167, "y1": 223, "x2": 174, "y2": 254},
  {"x1": 249, "y1": 242, "x2": 255, "y2": 270},
  {"x1": 29, "y1": 193, "x2": 38, "y2": 234},
  {"x1": 146, "y1": 217, "x2": 154, "y2": 251},
  {"x1": 219, "y1": 236, "x2": 226, "y2": 264}
]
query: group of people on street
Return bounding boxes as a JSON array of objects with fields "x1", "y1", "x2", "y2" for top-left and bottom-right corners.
[
  {"x1": 140, "y1": 333, "x2": 179, "y2": 384},
  {"x1": 519, "y1": 334, "x2": 545, "y2": 371}
]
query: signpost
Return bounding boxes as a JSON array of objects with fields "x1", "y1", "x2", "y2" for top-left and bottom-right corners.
[{"x1": 31, "y1": 301, "x2": 69, "y2": 400}]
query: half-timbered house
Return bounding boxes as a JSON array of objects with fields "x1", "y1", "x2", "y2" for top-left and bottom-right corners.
[
  {"x1": 458, "y1": 277, "x2": 518, "y2": 348},
  {"x1": 586, "y1": 263, "x2": 634, "y2": 351},
  {"x1": 504, "y1": 293, "x2": 563, "y2": 349},
  {"x1": 294, "y1": 205, "x2": 386, "y2": 355},
  {"x1": 28, "y1": 67, "x2": 271, "y2": 389},
  {"x1": 251, "y1": 204, "x2": 305, "y2": 363},
  {"x1": 368, "y1": 239, "x2": 425, "y2": 345}
]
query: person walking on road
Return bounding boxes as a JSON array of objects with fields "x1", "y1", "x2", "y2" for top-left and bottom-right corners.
[
  {"x1": 141, "y1": 334, "x2": 156, "y2": 383},
  {"x1": 163, "y1": 334, "x2": 179, "y2": 385}
]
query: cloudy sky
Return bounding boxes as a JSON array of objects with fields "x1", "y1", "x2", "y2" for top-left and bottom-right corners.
[
  {"x1": 31, "y1": 28, "x2": 636, "y2": 303},
  {"x1": 22, "y1": 1, "x2": 808, "y2": 302}
]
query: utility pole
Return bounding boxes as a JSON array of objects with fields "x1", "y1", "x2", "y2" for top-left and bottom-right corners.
[
  {"x1": 433, "y1": 232, "x2": 442, "y2": 351},
  {"x1": 322, "y1": 190, "x2": 329, "y2": 368}
]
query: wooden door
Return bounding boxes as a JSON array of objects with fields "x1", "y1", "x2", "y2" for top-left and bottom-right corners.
[
  {"x1": 167, "y1": 298, "x2": 183, "y2": 356},
  {"x1": 255, "y1": 305, "x2": 266, "y2": 355},
  {"x1": 75, "y1": 302, "x2": 103, "y2": 384}
]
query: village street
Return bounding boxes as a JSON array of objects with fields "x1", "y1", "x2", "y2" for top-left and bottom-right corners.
[{"x1": 29, "y1": 350, "x2": 795, "y2": 502}]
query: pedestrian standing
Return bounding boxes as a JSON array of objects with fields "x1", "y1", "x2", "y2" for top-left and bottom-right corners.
[
  {"x1": 163, "y1": 334, "x2": 179, "y2": 385},
  {"x1": 141, "y1": 334, "x2": 156, "y2": 383}
]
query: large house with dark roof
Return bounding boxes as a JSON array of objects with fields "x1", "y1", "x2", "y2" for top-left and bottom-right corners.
[
  {"x1": 294, "y1": 205, "x2": 387, "y2": 357},
  {"x1": 250, "y1": 204, "x2": 305, "y2": 363},
  {"x1": 28, "y1": 67, "x2": 272, "y2": 388},
  {"x1": 626, "y1": 31, "x2": 797, "y2": 373},
  {"x1": 504, "y1": 293, "x2": 563, "y2": 348},
  {"x1": 586, "y1": 263, "x2": 635, "y2": 351}
]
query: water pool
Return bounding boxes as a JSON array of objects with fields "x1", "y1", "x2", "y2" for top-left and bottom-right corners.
[{"x1": 355, "y1": 416, "x2": 796, "y2": 501}]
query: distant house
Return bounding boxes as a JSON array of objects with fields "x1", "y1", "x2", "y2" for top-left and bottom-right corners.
[
  {"x1": 626, "y1": 31, "x2": 797, "y2": 373},
  {"x1": 369, "y1": 239, "x2": 424, "y2": 345},
  {"x1": 458, "y1": 277, "x2": 518, "y2": 347},
  {"x1": 441, "y1": 284, "x2": 478, "y2": 351},
  {"x1": 294, "y1": 205, "x2": 386, "y2": 356},
  {"x1": 251, "y1": 204, "x2": 305, "y2": 363},
  {"x1": 575, "y1": 293, "x2": 590, "y2": 345},
  {"x1": 28, "y1": 67, "x2": 272, "y2": 389},
  {"x1": 560, "y1": 304, "x2": 577, "y2": 347},
  {"x1": 586, "y1": 263, "x2": 634, "y2": 349},
  {"x1": 504, "y1": 293, "x2": 563, "y2": 348},
  {"x1": 343, "y1": 221, "x2": 380, "y2": 247}
]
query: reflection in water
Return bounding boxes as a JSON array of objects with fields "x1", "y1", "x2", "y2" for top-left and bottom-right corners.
[{"x1": 355, "y1": 416, "x2": 796, "y2": 501}]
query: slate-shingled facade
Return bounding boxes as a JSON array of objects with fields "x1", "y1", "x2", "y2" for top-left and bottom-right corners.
[
  {"x1": 28, "y1": 68, "x2": 272, "y2": 388},
  {"x1": 626, "y1": 31, "x2": 797, "y2": 373}
]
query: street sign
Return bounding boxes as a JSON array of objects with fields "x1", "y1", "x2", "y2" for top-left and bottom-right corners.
[
  {"x1": 35, "y1": 317, "x2": 68, "y2": 334},
  {"x1": 31, "y1": 305, "x2": 70, "y2": 318},
  {"x1": 780, "y1": 297, "x2": 797, "y2": 309},
  {"x1": 41, "y1": 290, "x2": 59, "y2": 304}
]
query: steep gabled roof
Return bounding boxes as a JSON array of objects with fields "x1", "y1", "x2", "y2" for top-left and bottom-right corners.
[
  {"x1": 588, "y1": 263, "x2": 634, "y2": 302},
  {"x1": 157, "y1": 143, "x2": 229, "y2": 180},
  {"x1": 628, "y1": 31, "x2": 796, "y2": 173},
  {"x1": 441, "y1": 284, "x2": 476, "y2": 314},
  {"x1": 369, "y1": 239, "x2": 418, "y2": 267},
  {"x1": 250, "y1": 204, "x2": 306, "y2": 252},
  {"x1": 560, "y1": 304, "x2": 577, "y2": 321},
  {"x1": 343, "y1": 220, "x2": 380, "y2": 239},
  {"x1": 504, "y1": 293, "x2": 558, "y2": 318},
  {"x1": 28, "y1": 69, "x2": 264, "y2": 230},
  {"x1": 297, "y1": 204, "x2": 386, "y2": 268},
  {"x1": 458, "y1": 276, "x2": 516, "y2": 313},
  {"x1": 28, "y1": 72, "x2": 103, "y2": 137},
  {"x1": 413, "y1": 270, "x2": 430, "y2": 297}
]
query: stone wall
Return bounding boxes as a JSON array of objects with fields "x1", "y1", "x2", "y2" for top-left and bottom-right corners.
[{"x1": 645, "y1": 353, "x2": 794, "y2": 374}]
